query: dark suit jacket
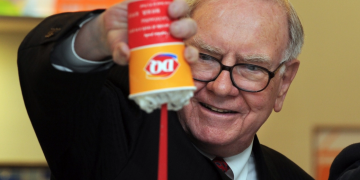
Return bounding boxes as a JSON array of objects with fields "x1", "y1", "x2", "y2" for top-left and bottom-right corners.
[
  {"x1": 18, "y1": 11, "x2": 313, "y2": 180},
  {"x1": 329, "y1": 143, "x2": 360, "y2": 180}
]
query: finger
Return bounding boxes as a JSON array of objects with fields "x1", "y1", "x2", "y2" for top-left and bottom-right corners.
[
  {"x1": 184, "y1": 45, "x2": 199, "y2": 64},
  {"x1": 168, "y1": 0, "x2": 190, "y2": 19},
  {"x1": 170, "y1": 18, "x2": 197, "y2": 39},
  {"x1": 112, "y1": 42, "x2": 130, "y2": 65}
]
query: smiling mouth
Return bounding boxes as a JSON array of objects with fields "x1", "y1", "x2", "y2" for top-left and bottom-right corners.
[{"x1": 200, "y1": 102, "x2": 236, "y2": 113}]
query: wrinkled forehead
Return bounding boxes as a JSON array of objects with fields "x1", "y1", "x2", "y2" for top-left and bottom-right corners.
[
  {"x1": 189, "y1": 0, "x2": 289, "y2": 33},
  {"x1": 193, "y1": 0, "x2": 289, "y2": 40},
  {"x1": 187, "y1": 0, "x2": 290, "y2": 16},
  {"x1": 188, "y1": 0, "x2": 290, "y2": 64}
]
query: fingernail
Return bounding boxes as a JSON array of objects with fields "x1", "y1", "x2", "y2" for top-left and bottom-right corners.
[
  {"x1": 185, "y1": 47, "x2": 198, "y2": 63},
  {"x1": 113, "y1": 45, "x2": 128, "y2": 65},
  {"x1": 119, "y1": 44, "x2": 130, "y2": 59},
  {"x1": 171, "y1": 21, "x2": 181, "y2": 35},
  {"x1": 169, "y1": 2, "x2": 180, "y2": 17}
]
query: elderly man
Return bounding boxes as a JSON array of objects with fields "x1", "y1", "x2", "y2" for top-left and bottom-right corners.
[{"x1": 18, "y1": 0, "x2": 313, "y2": 179}]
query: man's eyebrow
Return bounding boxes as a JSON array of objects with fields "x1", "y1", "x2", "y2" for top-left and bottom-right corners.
[
  {"x1": 189, "y1": 37, "x2": 272, "y2": 66},
  {"x1": 190, "y1": 36, "x2": 224, "y2": 55},
  {"x1": 240, "y1": 54, "x2": 272, "y2": 66}
]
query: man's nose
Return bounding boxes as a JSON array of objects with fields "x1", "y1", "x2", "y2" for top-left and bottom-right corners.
[{"x1": 206, "y1": 70, "x2": 239, "y2": 97}]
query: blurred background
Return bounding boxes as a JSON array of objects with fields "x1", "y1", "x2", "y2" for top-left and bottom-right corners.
[{"x1": 1, "y1": 0, "x2": 360, "y2": 179}]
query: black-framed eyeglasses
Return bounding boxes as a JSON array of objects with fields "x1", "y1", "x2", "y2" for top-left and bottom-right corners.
[{"x1": 190, "y1": 53, "x2": 285, "y2": 92}]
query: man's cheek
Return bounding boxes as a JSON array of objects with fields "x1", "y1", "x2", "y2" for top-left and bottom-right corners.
[
  {"x1": 177, "y1": 105, "x2": 194, "y2": 130},
  {"x1": 193, "y1": 81, "x2": 205, "y2": 93}
]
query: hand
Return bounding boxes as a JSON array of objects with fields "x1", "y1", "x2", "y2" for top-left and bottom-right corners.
[{"x1": 74, "y1": 0, "x2": 198, "y2": 65}]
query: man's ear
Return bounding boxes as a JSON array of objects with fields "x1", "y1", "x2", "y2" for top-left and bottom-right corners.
[{"x1": 274, "y1": 59, "x2": 300, "y2": 112}]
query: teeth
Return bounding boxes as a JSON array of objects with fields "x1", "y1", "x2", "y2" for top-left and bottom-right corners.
[{"x1": 202, "y1": 103, "x2": 233, "y2": 113}]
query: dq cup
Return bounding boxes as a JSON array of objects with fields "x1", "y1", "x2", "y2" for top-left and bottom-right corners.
[{"x1": 128, "y1": 0, "x2": 196, "y2": 113}]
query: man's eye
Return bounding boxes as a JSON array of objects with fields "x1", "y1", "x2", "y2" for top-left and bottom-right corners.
[
  {"x1": 199, "y1": 53, "x2": 217, "y2": 61},
  {"x1": 245, "y1": 64, "x2": 260, "y2": 71}
]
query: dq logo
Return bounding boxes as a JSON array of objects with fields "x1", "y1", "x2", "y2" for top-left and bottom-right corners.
[{"x1": 144, "y1": 53, "x2": 180, "y2": 79}]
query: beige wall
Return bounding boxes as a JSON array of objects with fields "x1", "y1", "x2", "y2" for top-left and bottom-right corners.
[
  {"x1": 1, "y1": 0, "x2": 360, "y2": 177},
  {"x1": 0, "y1": 17, "x2": 45, "y2": 165},
  {"x1": 258, "y1": 0, "x2": 360, "y2": 176}
]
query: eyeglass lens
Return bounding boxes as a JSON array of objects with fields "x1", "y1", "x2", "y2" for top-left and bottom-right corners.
[{"x1": 190, "y1": 55, "x2": 271, "y2": 92}]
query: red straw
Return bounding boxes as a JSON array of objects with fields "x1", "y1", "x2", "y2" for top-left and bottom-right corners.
[{"x1": 158, "y1": 104, "x2": 168, "y2": 180}]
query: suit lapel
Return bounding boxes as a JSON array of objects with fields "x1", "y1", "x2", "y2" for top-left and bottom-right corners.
[
  {"x1": 252, "y1": 135, "x2": 276, "y2": 180},
  {"x1": 168, "y1": 112, "x2": 226, "y2": 180}
]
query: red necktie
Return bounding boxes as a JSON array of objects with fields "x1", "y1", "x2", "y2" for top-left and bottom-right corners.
[{"x1": 213, "y1": 157, "x2": 230, "y2": 172}]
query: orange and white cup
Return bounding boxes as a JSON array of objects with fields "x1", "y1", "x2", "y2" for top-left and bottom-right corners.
[{"x1": 128, "y1": 0, "x2": 196, "y2": 113}]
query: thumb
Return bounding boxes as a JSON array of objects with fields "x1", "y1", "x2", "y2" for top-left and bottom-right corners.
[{"x1": 112, "y1": 42, "x2": 130, "y2": 65}]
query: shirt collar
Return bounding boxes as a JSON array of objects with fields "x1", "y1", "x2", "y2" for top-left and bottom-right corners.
[
  {"x1": 224, "y1": 140, "x2": 253, "y2": 179},
  {"x1": 194, "y1": 139, "x2": 254, "y2": 180}
]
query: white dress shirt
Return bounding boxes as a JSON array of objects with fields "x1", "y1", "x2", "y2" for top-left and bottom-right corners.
[
  {"x1": 195, "y1": 140, "x2": 258, "y2": 180},
  {"x1": 51, "y1": 17, "x2": 113, "y2": 73}
]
